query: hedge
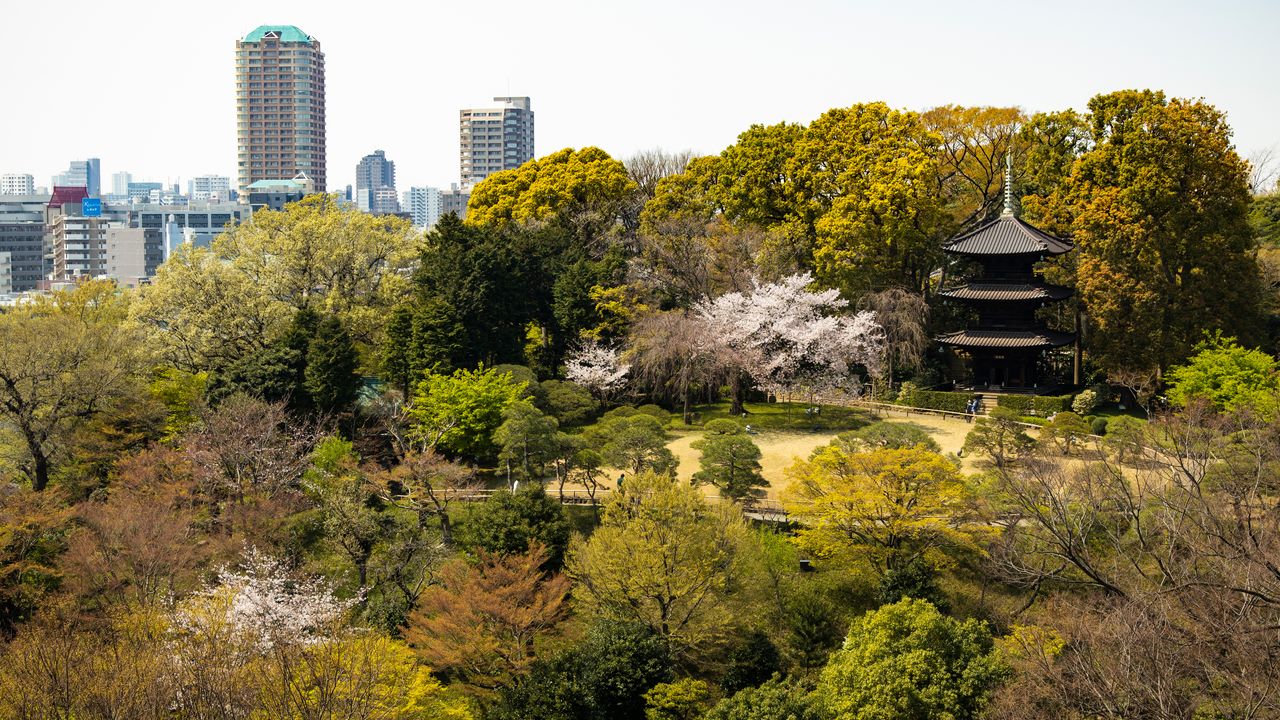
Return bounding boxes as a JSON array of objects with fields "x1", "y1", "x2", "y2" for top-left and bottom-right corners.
[
  {"x1": 899, "y1": 388, "x2": 971, "y2": 413},
  {"x1": 997, "y1": 394, "x2": 1072, "y2": 416}
]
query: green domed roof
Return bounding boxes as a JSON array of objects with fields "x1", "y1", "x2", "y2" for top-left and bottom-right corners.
[{"x1": 243, "y1": 25, "x2": 314, "y2": 43}]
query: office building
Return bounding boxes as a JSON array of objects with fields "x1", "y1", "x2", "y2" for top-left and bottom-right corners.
[
  {"x1": 0, "y1": 193, "x2": 49, "y2": 292},
  {"x1": 460, "y1": 96, "x2": 534, "y2": 187},
  {"x1": 355, "y1": 150, "x2": 399, "y2": 214},
  {"x1": 403, "y1": 186, "x2": 443, "y2": 228},
  {"x1": 122, "y1": 201, "x2": 252, "y2": 261},
  {"x1": 106, "y1": 228, "x2": 163, "y2": 288},
  {"x1": 355, "y1": 150, "x2": 395, "y2": 194},
  {"x1": 1, "y1": 174, "x2": 35, "y2": 195},
  {"x1": 189, "y1": 175, "x2": 232, "y2": 202},
  {"x1": 236, "y1": 25, "x2": 326, "y2": 198},
  {"x1": 45, "y1": 186, "x2": 115, "y2": 281},
  {"x1": 246, "y1": 175, "x2": 312, "y2": 211},
  {"x1": 52, "y1": 159, "x2": 101, "y2": 198},
  {"x1": 127, "y1": 182, "x2": 164, "y2": 202}
]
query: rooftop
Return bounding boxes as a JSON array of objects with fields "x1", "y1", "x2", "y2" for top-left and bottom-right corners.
[
  {"x1": 943, "y1": 214, "x2": 1073, "y2": 257},
  {"x1": 247, "y1": 179, "x2": 306, "y2": 190},
  {"x1": 242, "y1": 25, "x2": 315, "y2": 43}
]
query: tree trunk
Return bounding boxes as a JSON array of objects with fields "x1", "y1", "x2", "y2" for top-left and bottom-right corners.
[
  {"x1": 729, "y1": 371, "x2": 744, "y2": 416},
  {"x1": 26, "y1": 434, "x2": 49, "y2": 492},
  {"x1": 681, "y1": 364, "x2": 692, "y2": 425}
]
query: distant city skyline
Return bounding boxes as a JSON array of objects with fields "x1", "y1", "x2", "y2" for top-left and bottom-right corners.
[{"x1": 2, "y1": 0, "x2": 1277, "y2": 194}]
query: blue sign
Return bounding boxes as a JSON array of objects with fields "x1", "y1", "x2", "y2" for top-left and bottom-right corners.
[{"x1": 81, "y1": 198, "x2": 102, "y2": 217}]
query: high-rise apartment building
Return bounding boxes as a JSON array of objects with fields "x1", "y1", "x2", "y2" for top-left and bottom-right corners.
[
  {"x1": 1, "y1": 174, "x2": 35, "y2": 195},
  {"x1": 235, "y1": 25, "x2": 326, "y2": 198},
  {"x1": 52, "y1": 159, "x2": 101, "y2": 197},
  {"x1": 189, "y1": 175, "x2": 232, "y2": 202},
  {"x1": 403, "y1": 187, "x2": 443, "y2": 228},
  {"x1": 459, "y1": 96, "x2": 534, "y2": 188},
  {"x1": 355, "y1": 150, "x2": 398, "y2": 213},
  {"x1": 111, "y1": 171, "x2": 132, "y2": 197}
]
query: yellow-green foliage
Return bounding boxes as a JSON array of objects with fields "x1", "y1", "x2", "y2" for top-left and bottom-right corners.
[{"x1": 466, "y1": 147, "x2": 636, "y2": 227}]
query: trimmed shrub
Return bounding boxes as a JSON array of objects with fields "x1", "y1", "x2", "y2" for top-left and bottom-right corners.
[
  {"x1": 898, "y1": 387, "x2": 971, "y2": 413},
  {"x1": 1090, "y1": 416, "x2": 1109, "y2": 435},
  {"x1": 998, "y1": 394, "x2": 1072, "y2": 416}
]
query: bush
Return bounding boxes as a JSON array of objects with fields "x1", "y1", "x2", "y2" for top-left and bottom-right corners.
[
  {"x1": 998, "y1": 394, "x2": 1072, "y2": 416},
  {"x1": 1090, "y1": 417, "x2": 1109, "y2": 436},
  {"x1": 898, "y1": 386, "x2": 971, "y2": 413},
  {"x1": 1072, "y1": 389, "x2": 1099, "y2": 415}
]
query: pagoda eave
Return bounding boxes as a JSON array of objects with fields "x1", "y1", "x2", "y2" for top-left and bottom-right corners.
[
  {"x1": 936, "y1": 329, "x2": 1076, "y2": 350},
  {"x1": 937, "y1": 282, "x2": 1073, "y2": 303}
]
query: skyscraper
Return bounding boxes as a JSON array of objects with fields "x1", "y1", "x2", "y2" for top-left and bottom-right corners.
[
  {"x1": 235, "y1": 25, "x2": 326, "y2": 199},
  {"x1": 52, "y1": 159, "x2": 101, "y2": 198},
  {"x1": 355, "y1": 150, "x2": 398, "y2": 213},
  {"x1": 459, "y1": 96, "x2": 534, "y2": 188}
]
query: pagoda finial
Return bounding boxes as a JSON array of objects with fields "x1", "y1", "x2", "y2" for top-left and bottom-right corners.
[{"x1": 1002, "y1": 151, "x2": 1014, "y2": 217}]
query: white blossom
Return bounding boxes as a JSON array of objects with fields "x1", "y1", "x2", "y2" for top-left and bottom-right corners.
[
  {"x1": 565, "y1": 339, "x2": 631, "y2": 399},
  {"x1": 695, "y1": 273, "x2": 885, "y2": 398},
  {"x1": 178, "y1": 547, "x2": 356, "y2": 651}
]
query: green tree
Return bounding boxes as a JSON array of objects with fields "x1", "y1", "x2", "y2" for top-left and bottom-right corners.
[
  {"x1": 1039, "y1": 411, "x2": 1093, "y2": 455},
  {"x1": 704, "y1": 677, "x2": 820, "y2": 720},
  {"x1": 406, "y1": 365, "x2": 526, "y2": 460},
  {"x1": 1165, "y1": 335, "x2": 1279, "y2": 417},
  {"x1": 720, "y1": 630, "x2": 783, "y2": 694},
  {"x1": 568, "y1": 472, "x2": 752, "y2": 659},
  {"x1": 813, "y1": 599, "x2": 1007, "y2": 720},
  {"x1": 462, "y1": 484, "x2": 572, "y2": 571},
  {"x1": 133, "y1": 194, "x2": 417, "y2": 372},
  {"x1": 808, "y1": 103, "x2": 948, "y2": 295},
  {"x1": 644, "y1": 678, "x2": 714, "y2": 720},
  {"x1": 583, "y1": 411, "x2": 677, "y2": 476},
  {"x1": 467, "y1": 147, "x2": 637, "y2": 234},
  {"x1": 784, "y1": 446, "x2": 984, "y2": 577},
  {"x1": 1066, "y1": 90, "x2": 1264, "y2": 372},
  {"x1": 537, "y1": 379, "x2": 599, "y2": 427},
  {"x1": 0, "y1": 281, "x2": 148, "y2": 491},
  {"x1": 489, "y1": 620, "x2": 674, "y2": 720},
  {"x1": 691, "y1": 420, "x2": 767, "y2": 501},
  {"x1": 495, "y1": 401, "x2": 563, "y2": 481},
  {"x1": 304, "y1": 314, "x2": 361, "y2": 414},
  {"x1": 831, "y1": 422, "x2": 941, "y2": 454},
  {"x1": 961, "y1": 407, "x2": 1036, "y2": 468}
]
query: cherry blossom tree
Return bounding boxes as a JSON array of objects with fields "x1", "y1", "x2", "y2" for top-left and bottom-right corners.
[
  {"x1": 564, "y1": 339, "x2": 631, "y2": 402},
  {"x1": 177, "y1": 548, "x2": 356, "y2": 651},
  {"x1": 695, "y1": 273, "x2": 884, "y2": 407}
]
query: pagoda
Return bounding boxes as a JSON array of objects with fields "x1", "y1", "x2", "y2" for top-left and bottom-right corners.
[{"x1": 936, "y1": 160, "x2": 1076, "y2": 390}]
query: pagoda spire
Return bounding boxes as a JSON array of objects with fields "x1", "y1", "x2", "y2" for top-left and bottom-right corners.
[{"x1": 1001, "y1": 151, "x2": 1015, "y2": 217}]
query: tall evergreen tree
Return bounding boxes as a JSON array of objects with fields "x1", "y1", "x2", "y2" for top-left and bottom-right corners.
[{"x1": 304, "y1": 315, "x2": 361, "y2": 414}]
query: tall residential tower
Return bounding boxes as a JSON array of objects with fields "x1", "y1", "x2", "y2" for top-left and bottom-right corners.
[
  {"x1": 459, "y1": 96, "x2": 534, "y2": 188},
  {"x1": 235, "y1": 25, "x2": 326, "y2": 199}
]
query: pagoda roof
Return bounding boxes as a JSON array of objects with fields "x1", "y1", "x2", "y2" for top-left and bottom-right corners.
[
  {"x1": 938, "y1": 282, "x2": 1072, "y2": 302},
  {"x1": 937, "y1": 328, "x2": 1076, "y2": 350},
  {"x1": 944, "y1": 214, "x2": 1072, "y2": 256}
]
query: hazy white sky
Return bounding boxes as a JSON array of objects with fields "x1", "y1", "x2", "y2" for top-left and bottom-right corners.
[{"x1": 1, "y1": 0, "x2": 1276, "y2": 193}]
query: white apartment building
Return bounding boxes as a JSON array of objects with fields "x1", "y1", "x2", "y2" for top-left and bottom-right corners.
[
  {"x1": 1, "y1": 174, "x2": 34, "y2": 195},
  {"x1": 459, "y1": 96, "x2": 534, "y2": 188}
]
